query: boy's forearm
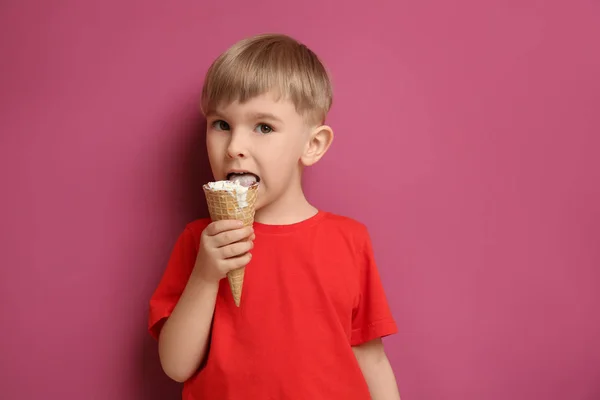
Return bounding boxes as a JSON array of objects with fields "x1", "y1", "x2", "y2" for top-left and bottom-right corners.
[
  {"x1": 361, "y1": 354, "x2": 401, "y2": 400},
  {"x1": 158, "y1": 271, "x2": 219, "y2": 383},
  {"x1": 353, "y1": 340, "x2": 401, "y2": 400}
]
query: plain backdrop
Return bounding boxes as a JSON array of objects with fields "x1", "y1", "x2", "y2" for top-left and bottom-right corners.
[{"x1": 1, "y1": 1, "x2": 599, "y2": 399}]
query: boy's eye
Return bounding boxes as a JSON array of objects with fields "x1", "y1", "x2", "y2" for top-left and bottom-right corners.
[
  {"x1": 255, "y1": 124, "x2": 273, "y2": 134},
  {"x1": 212, "y1": 120, "x2": 230, "y2": 131}
]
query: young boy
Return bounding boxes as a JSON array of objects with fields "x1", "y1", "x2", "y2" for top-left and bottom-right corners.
[{"x1": 148, "y1": 33, "x2": 401, "y2": 399}]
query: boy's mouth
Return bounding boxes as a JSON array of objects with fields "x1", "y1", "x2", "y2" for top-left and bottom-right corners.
[{"x1": 226, "y1": 171, "x2": 260, "y2": 187}]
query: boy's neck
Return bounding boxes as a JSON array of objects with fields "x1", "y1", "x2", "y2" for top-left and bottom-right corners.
[{"x1": 254, "y1": 184, "x2": 318, "y2": 226}]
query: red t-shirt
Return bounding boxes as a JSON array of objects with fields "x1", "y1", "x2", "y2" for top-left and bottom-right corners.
[{"x1": 149, "y1": 211, "x2": 397, "y2": 399}]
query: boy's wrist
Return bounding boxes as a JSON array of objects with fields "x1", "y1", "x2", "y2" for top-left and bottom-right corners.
[
  {"x1": 179, "y1": 271, "x2": 221, "y2": 308},
  {"x1": 190, "y1": 269, "x2": 221, "y2": 288}
]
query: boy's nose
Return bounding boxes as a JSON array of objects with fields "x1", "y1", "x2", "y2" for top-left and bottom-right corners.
[{"x1": 226, "y1": 132, "x2": 248, "y2": 159}]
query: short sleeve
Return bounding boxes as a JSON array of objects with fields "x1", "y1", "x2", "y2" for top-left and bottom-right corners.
[
  {"x1": 351, "y1": 227, "x2": 398, "y2": 346},
  {"x1": 148, "y1": 226, "x2": 199, "y2": 340}
]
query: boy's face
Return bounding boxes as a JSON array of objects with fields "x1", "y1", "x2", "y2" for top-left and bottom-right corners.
[{"x1": 205, "y1": 92, "x2": 321, "y2": 213}]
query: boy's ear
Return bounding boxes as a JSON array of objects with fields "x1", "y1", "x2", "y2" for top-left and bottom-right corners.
[{"x1": 301, "y1": 125, "x2": 334, "y2": 167}]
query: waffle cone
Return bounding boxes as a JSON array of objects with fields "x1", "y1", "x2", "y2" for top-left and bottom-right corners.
[{"x1": 202, "y1": 182, "x2": 259, "y2": 307}]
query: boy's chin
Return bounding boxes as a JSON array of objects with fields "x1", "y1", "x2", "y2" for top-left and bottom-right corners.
[{"x1": 252, "y1": 201, "x2": 266, "y2": 218}]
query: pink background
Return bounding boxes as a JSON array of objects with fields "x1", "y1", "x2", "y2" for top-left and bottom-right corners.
[{"x1": 1, "y1": 1, "x2": 599, "y2": 399}]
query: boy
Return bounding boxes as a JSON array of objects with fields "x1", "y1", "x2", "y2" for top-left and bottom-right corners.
[{"x1": 148, "y1": 33, "x2": 401, "y2": 399}]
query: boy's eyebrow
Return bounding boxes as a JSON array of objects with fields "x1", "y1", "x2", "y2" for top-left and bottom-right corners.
[
  {"x1": 205, "y1": 111, "x2": 224, "y2": 119},
  {"x1": 248, "y1": 112, "x2": 283, "y2": 124},
  {"x1": 205, "y1": 111, "x2": 283, "y2": 124}
]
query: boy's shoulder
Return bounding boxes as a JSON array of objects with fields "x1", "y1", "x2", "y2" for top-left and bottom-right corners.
[
  {"x1": 320, "y1": 211, "x2": 369, "y2": 232},
  {"x1": 318, "y1": 211, "x2": 374, "y2": 247}
]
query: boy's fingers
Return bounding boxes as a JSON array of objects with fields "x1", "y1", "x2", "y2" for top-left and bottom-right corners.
[
  {"x1": 220, "y1": 240, "x2": 253, "y2": 259},
  {"x1": 225, "y1": 252, "x2": 252, "y2": 270},
  {"x1": 204, "y1": 220, "x2": 244, "y2": 236},
  {"x1": 213, "y1": 226, "x2": 253, "y2": 247}
]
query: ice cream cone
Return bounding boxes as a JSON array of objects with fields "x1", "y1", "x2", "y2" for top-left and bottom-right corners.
[{"x1": 202, "y1": 181, "x2": 259, "y2": 307}]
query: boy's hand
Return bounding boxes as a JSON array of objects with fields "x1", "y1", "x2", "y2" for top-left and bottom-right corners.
[{"x1": 194, "y1": 220, "x2": 254, "y2": 284}]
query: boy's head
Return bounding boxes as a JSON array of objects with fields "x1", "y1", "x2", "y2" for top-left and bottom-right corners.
[
  {"x1": 201, "y1": 33, "x2": 334, "y2": 217},
  {"x1": 201, "y1": 33, "x2": 332, "y2": 126}
]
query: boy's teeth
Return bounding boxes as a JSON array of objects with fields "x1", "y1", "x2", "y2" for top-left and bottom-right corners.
[{"x1": 229, "y1": 173, "x2": 258, "y2": 187}]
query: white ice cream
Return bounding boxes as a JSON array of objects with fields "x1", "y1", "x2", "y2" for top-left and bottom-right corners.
[{"x1": 207, "y1": 180, "x2": 252, "y2": 207}]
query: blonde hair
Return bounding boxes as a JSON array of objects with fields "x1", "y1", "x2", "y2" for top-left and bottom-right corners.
[{"x1": 200, "y1": 33, "x2": 333, "y2": 125}]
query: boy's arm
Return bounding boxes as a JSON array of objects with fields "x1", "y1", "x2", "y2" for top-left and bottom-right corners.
[
  {"x1": 152, "y1": 221, "x2": 253, "y2": 383},
  {"x1": 158, "y1": 270, "x2": 219, "y2": 383},
  {"x1": 352, "y1": 339, "x2": 401, "y2": 400}
]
